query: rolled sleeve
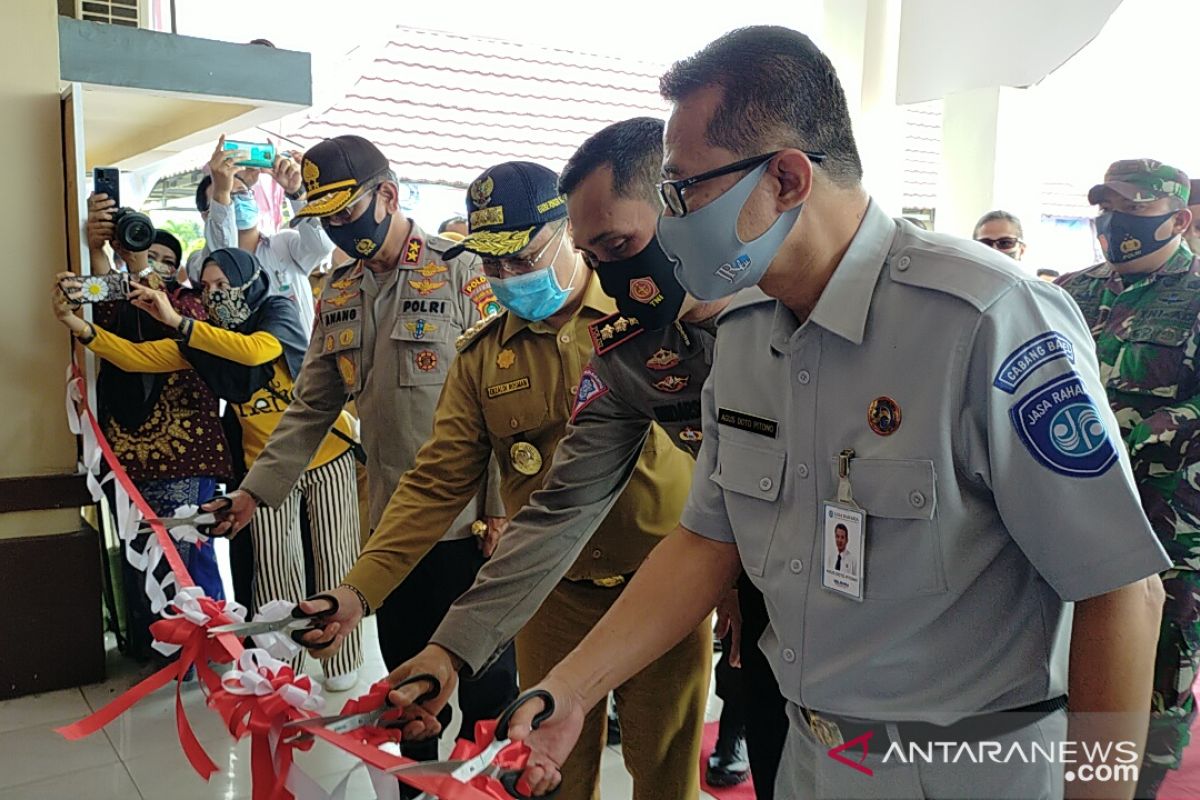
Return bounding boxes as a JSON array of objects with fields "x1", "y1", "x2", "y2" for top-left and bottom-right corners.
[
  {"x1": 679, "y1": 365, "x2": 736, "y2": 543},
  {"x1": 966, "y1": 280, "x2": 1170, "y2": 601}
]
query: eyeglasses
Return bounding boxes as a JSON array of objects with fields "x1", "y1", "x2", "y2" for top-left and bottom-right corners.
[
  {"x1": 482, "y1": 222, "x2": 567, "y2": 278},
  {"x1": 976, "y1": 236, "x2": 1022, "y2": 251},
  {"x1": 657, "y1": 149, "x2": 827, "y2": 217}
]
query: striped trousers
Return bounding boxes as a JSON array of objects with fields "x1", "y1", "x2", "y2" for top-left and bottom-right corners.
[{"x1": 249, "y1": 451, "x2": 362, "y2": 678}]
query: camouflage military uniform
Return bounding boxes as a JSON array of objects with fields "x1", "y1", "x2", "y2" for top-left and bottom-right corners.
[{"x1": 1059, "y1": 234, "x2": 1200, "y2": 787}]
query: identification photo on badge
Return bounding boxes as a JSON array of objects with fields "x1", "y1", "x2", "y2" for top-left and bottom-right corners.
[{"x1": 823, "y1": 503, "x2": 865, "y2": 601}]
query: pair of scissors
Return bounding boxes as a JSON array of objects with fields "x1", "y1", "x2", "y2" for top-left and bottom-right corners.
[
  {"x1": 137, "y1": 496, "x2": 232, "y2": 536},
  {"x1": 280, "y1": 674, "x2": 442, "y2": 744},
  {"x1": 387, "y1": 689, "x2": 559, "y2": 799},
  {"x1": 207, "y1": 592, "x2": 339, "y2": 649}
]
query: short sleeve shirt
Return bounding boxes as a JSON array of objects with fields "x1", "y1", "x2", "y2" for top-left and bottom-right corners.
[{"x1": 682, "y1": 201, "x2": 1169, "y2": 721}]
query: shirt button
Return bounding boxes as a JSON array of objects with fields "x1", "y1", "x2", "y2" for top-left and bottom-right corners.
[
  {"x1": 797, "y1": 463, "x2": 810, "y2": 479},
  {"x1": 591, "y1": 548, "x2": 602, "y2": 559},
  {"x1": 897, "y1": 255, "x2": 911, "y2": 271},
  {"x1": 560, "y1": 333, "x2": 571, "y2": 343},
  {"x1": 759, "y1": 477, "x2": 774, "y2": 492},
  {"x1": 782, "y1": 648, "x2": 797, "y2": 663},
  {"x1": 909, "y1": 490, "x2": 926, "y2": 509},
  {"x1": 570, "y1": 385, "x2": 578, "y2": 396},
  {"x1": 789, "y1": 559, "x2": 803, "y2": 573},
  {"x1": 509, "y1": 418, "x2": 519, "y2": 429},
  {"x1": 796, "y1": 369, "x2": 811, "y2": 385}
]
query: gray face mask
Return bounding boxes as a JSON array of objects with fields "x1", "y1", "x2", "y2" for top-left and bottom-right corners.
[{"x1": 657, "y1": 161, "x2": 802, "y2": 301}]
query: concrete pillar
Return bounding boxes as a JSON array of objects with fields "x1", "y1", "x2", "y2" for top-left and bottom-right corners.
[
  {"x1": 0, "y1": 0, "x2": 78, "y2": 535},
  {"x1": 823, "y1": 0, "x2": 906, "y2": 216},
  {"x1": 938, "y1": 85, "x2": 1041, "y2": 249}
]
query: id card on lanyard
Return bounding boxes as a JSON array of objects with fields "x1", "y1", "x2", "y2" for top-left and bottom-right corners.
[{"x1": 822, "y1": 449, "x2": 866, "y2": 601}]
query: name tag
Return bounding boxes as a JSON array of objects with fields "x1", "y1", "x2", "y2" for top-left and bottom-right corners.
[
  {"x1": 717, "y1": 408, "x2": 778, "y2": 438},
  {"x1": 487, "y1": 378, "x2": 530, "y2": 399}
]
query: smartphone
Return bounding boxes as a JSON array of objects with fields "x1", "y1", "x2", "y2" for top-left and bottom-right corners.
[
  {"x1": 93, "y1": 166, "x2": 120, "y2": 205},
  {"x1": 69, "y1": 273, "x2": 131, "y2": 304},
  {"x1": 223, "y1": 140, "x2": 277, "y2": 169}
]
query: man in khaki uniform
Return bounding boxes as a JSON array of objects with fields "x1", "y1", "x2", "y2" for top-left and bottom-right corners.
[
  {"x1": 206, "y1": 135, "x2": 514, "y2": 759},
  {"x1": 302, "y1": 161, "x2": 709, "y2": 800}
]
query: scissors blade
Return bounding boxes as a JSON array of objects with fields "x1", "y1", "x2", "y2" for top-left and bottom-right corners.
[
  {"x1": 139, "y1": 512, "x2": 218, "y2": 530},
  {"x1": 386, "y1": 759, "x2": 470, "y2": 777},
  {"x1": 285, "y1": 709, "x2": 382, "y2": 733},
  {"x1": 208, "y1": 617, "x2": 302, "y2": 637}
]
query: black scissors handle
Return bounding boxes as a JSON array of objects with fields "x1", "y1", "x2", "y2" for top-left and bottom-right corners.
[
  {"x1": 391, "y1": 672, "x2": 443, "y2": 706},
  {"x1": 289, "y1": 592, "x2": 340, "y2": 650},
  {"x1": 495, "y1": 689, "x2": 556, "y2": 741},
  {"x1": 200, "y1": 495, "x2": 235, "y2": 537},
  {"x1": 498, "y1": 771, "x2": 560, "y2": 799}
]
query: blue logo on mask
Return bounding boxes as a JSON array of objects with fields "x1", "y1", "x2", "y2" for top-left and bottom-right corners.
[
  {"x1": 715, "y1": 254, "x2": 751, "y2": 283},
  {"x1": 1010, "y1": 372, "x2": 1117, "y2": 478}
]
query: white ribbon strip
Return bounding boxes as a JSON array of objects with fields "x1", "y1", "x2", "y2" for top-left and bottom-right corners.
[{"x1": 220, "y1": 649, "x2": 324, "y2": 712}]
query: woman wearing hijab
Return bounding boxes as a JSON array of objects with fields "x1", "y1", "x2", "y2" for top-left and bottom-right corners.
[
  {"x1": 53, "y1": 247, "x2": 364, "y2": 691},
  {"x1": 85, "y1": 192, "x2": 231, "y2": 661}
]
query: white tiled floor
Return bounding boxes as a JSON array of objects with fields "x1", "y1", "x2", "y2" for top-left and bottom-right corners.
[{"x1": 0, "y1": 620, "x2": 726, "y2": 799}]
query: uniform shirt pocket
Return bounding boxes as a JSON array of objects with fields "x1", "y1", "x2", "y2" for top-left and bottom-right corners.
[
  {"x1": 712, "y1": 438, "x2": 786, "y2": 577},
  {"x1": 831, "y1": 457, "x2": 946, "y2": 598},
  {"x1": 392, "y1": 314, "x2": 456, "y2": 387},
  {"x1": 1108, "y1": 321, "x2": 1194, "y2": 400},
  {"x1": 482, "y1": 394, "x2": 549, "y2": 442}
]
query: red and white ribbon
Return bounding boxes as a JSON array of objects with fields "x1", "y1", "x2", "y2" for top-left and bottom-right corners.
[{"x1": 249, "y1": 600, "x2": 306, "y2": 661}]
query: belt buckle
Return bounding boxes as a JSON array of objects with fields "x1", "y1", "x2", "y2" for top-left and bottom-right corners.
[
  {"x1": 808, "y1": 711, "x2": 844, "y2": 747},
  {"x1": 591, "y1": 575, "x2": 625, "y2": 588}
]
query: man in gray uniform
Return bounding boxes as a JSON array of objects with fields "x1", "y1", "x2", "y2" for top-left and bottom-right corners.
[
  {"x1": 376, "y1": 116, "x2": 788, "y2": 797},
  {"x1": 502, "y1": 27, "x2": 1170, "y2": 800},
  {"x1": 204, "y1": 135, "x2": 514, "y2": 760}
]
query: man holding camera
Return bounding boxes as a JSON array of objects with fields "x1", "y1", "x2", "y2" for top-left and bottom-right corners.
[{"x1": 198, "y1": 136, "x2": 334, "y2": 337}]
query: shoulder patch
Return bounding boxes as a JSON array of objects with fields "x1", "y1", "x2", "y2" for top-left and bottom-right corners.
[
  {"x1": 889, "y1": 231, "x2": 1025, "y2": 312},
  {"x1": 588, "y1": 313, "x2": 644, "y2": 355},
  {"x1": 1009, "y1": 371, "x2": 1117, "y2": 478},
  {"x1": 570, "y1": 366, "x2": 610, "y2": 421},
  {"x1": 993, "y1": 331, "x2": 1076, "y2": 394},
  {"x1": 455, "y1": 311, "x2": 505, "y2": 353}
]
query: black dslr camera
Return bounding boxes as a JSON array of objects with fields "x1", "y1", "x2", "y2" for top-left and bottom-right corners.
[{"x1": 94, "y1": 167, "x2": 155, "y2": 252}]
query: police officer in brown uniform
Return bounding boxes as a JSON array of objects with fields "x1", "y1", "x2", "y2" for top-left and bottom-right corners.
[
  {"x1": 205, "y1": 135, "x2": 515, "y2": 760},
  {"x1": 298, "y1": 161, "x2": 710, "y2": 800}
]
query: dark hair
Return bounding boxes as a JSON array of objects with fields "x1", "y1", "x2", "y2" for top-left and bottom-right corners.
[
  {"x1": 438, "y1": 215, "x2": 467, "y2": 233},
  {"x1": 835, "y1": 523, "x2": 848, "y2": 535},
  {"x1": 195, "y1": 175, "x2": 213, "y2": 213},
  {"x1": 974, "y1": 210, "x2": 1024, "y2": 239},
  {"x1": 659, "y1": 26, "x2": 862, "y2": 186},
  {"x1": 559, "y1": 117, "x2": 664, "y2": 204},
  {"x1": 152, "y1": 230, "x2": 183, "y2": 266}
]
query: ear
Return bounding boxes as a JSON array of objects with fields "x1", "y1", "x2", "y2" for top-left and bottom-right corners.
[
  {"x1": 1173, "y1": 207, "x2": 1194, "y2": 236},
  {"x1": 769, "y1": 149, "x2": 816, "y2": 212},
  {"x1": 377, "y1": 181, "x2": 401, "y2": 216}
]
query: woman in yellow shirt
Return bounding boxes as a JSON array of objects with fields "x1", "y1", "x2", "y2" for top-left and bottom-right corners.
[{"x1": 53, "y1": 248, "x2": 363, "y2": 691}]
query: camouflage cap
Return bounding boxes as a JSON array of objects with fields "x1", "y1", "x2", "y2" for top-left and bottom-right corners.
[{"x1": 1087, "y1": 159, "x2": 1190, "y2": 208}]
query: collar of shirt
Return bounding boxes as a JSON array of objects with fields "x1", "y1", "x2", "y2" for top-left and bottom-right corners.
[
  {"x1": 498, "y1": 268, "x2": 615, "y2": 345},
  {"x1": 770, "y1": 199, "x2": 897, "y2": 353},
  {"x1": 1091, "y1": 243, "x2": 1195, "y2": 293}
]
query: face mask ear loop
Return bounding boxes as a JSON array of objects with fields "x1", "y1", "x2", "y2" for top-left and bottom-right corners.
[{"x1": 547, "y1": 224, "x2": 577, "y2": 292}]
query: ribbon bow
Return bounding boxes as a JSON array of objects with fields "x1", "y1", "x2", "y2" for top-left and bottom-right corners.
[
  {"x1": 249, "y1": 599, "x2": 306, "y2": 661},
  {"x1": 436, "y1": 720, "x2": 536, "y2": 800},
  {"x1": 210, "y1": 650, "x2": 325, "y2": 800},
  {"x1": 56, "y1": 588, "x2": 245, "y2": 780},
  {"x1": 337, "y1": 680, "x2": 405, "y2": 747}
]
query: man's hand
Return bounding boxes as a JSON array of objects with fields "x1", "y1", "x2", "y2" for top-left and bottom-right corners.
[
  {"x1": 272, "y1": 150, "x2": 303, "y2": 197},
  {"x1": 86, "y1": 193, "x2": 115, "y2": 250},
  {"x1": 207, "y1": 135, "x2": 239, "y2": 205},
  {"x1": 504, "y1": 677, "x2": 588, "y2": 797},
  {"x1": 128, "y1": 284, "x2": 182, "y2": 329},
  {"x1": 51, "y1": 273, "x2": 88, "y2": 337},
  {"x1": 480, "y1": 516, "x2": 507, "y2": 558},
  {"x1": 204, "y1": 489, "x2": 258, "y2": 537},
  {"x1": 381, "y1": 644, "x2": 463, "y2": 741},
  {"x1": 714, "y1": 587, "x2": 742, "y2": 668},
  {"x1": 293, "y1": 585, "x2": 364, "y2": 658}
]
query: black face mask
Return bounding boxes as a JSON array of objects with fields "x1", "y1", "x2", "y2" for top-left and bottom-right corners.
[
  {"x1": 323, "y1": 191, "x2": 392, "y2": 259},
  {"x1": 594, "y1": 235, "x2": 687, "y2": 331}
]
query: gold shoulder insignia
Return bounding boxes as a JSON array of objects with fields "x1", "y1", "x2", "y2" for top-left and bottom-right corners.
[
  {"x1": 588, "y1": 313, "x2": 644, "y2": 355},
  {"x1": 455, "y1": 311, "x2": 506, "y2": 353}
]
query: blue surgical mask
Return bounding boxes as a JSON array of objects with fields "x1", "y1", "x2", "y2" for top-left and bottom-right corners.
[
  {"x1": 233, "y1": 193, "x2": 260, "y2": 230},
  {"x1": 1095, "y1": 209, "x2": 1180, "y2": 264},
  {"x1": 657, "y1": 161, "x2": 801, "y2": 301},
  {"x1": 490, "y1": 257, "x2": 578, "y2": 322}
]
